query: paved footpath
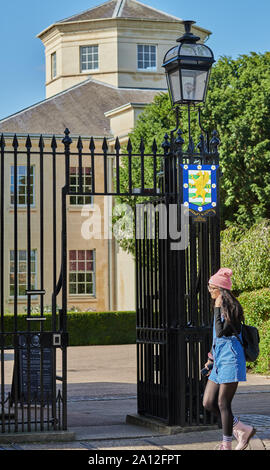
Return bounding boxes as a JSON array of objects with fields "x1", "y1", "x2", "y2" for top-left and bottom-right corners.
[{"x1": 1, "y1": 345, "x2": 270, "y2": 451}]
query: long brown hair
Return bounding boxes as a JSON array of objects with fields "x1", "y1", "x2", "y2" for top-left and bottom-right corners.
[{"x1": 211, "y1": 288, "x2": 244, "y2": 324}]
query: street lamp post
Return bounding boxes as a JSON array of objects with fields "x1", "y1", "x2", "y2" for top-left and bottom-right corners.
[
  {"x1": 129, "y1": 20, "x2": 222, "y2": 429},
  {"x1": 160, "y1": 21, "x2": 221, "y2": 426}
]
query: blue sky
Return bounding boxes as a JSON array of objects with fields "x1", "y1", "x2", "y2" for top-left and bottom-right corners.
[{"x1": 0, "y1": 0, "x2": 269, "y2": 120}]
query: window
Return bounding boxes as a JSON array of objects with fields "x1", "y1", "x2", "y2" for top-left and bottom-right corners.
[
  {"x1": 10, "y1": 165, "x2": 35, "y2": 207},
  {"x1": 69, "y1": 250, "x2": 96, "y2": 295},
  {"x1": 80, "y1": 45, "x2": 99, "y2": 72},
  {"x1": 137, "y1": 45, "x2": 156, "y2": 71},
  {"x1": 51, "y1": 52, "x2": 57, "y2": 79},
  {"x1": 10, "y1": 250, "x2": 37, "y2": 297},
  {"x1": 69, "y1": 167, "x2": 93, "y2": 205}
]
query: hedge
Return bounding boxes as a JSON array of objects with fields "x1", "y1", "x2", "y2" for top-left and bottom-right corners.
[
  {"x1": 66, "y1": 311, "x2": 136, "y2": 346},
  {"x1": 1, "y1": 311, "x2": 136, "y2": 346}
]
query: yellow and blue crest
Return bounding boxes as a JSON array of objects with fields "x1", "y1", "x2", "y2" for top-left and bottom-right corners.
[{"x1": 181, "y1": 164, "x2": 219, "y2": 219}]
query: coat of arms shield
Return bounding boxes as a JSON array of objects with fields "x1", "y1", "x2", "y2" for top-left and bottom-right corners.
[{"x1": 181, "y1": 164, "x2": 219, "y2": 220}]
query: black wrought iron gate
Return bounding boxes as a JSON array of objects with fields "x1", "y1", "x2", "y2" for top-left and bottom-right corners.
[
  {"x1": 0, "y1": 132, "x2": 69, "y2": 433},
  {"x1": 0, "y1": 121, "x2": 220, "y2": 434},
  {"x1": 135, "y1": 125, "x2": 220, "y2": 427}
]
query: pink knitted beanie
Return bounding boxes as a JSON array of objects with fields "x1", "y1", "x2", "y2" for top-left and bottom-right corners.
[{"x1": 209, "y1": 268, "x2": 233, "y2": 290}]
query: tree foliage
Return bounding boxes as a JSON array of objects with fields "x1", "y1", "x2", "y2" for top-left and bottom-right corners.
[
  {"x1": 115, "y1": 52, "x2": 270, "y2": 232},
  {"x1": 221, "y1": 218, "x2": 270, "y2": 293},
  {"x1": 204, "y1": 52, "x2": 270, "y2": 227}
]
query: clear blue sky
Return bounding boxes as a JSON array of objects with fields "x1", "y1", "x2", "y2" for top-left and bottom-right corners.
[{"x1": 0, "y1": 0, "x2": 269, "y2": 120}]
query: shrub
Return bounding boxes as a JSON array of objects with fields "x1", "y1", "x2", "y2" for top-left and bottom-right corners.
[
  {"x1": 238, "y1": 288, "x2": 270, "y2": 373},
  {"x1": 221, "y1": 219, "x2": 270, "y2": 294}
]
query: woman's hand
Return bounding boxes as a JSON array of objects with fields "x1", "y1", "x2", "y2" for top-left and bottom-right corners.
[
  {"x1": 215, "y1": 294, "x2": 222, "y2": 307},
  {"x1": 204, "y1": 360, "x2": 213, "y2": 376}
]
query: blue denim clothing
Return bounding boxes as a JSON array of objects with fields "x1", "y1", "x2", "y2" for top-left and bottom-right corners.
[{"x1": 209, "y1": 314, "x2": 246, "y2": 384}]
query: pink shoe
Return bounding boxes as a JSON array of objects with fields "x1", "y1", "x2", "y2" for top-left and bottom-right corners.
[
  {"x1": 233, "y1": 420, "x2": 256, "y2": 450},
  {"x1": 214, "y1": 441, "x2": 232, "y2": 450}
]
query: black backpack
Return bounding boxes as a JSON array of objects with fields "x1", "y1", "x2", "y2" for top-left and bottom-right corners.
[{"x1": 232, "y1": 322, "x2": 260, "y2": 362}]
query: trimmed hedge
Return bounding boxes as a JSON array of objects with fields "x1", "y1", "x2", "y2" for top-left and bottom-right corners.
[
  {"x1": 1, "y1": 311, "x2": 136, "y2": 346},
  {"x1": 66, "y1": 311, "x2": 136, "y2": 346}
]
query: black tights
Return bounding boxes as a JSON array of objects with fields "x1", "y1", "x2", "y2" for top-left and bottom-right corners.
[{"x1": 203, "y1": 380, "x2": 238, "y2": 436}]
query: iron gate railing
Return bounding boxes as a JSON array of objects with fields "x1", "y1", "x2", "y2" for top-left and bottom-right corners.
[
  {"x1": 135, "y1": 119, "x2": 221, "y2": 426},
  {"x1": 0, "y1": 132, "x2": 69, "y2": 433},
  {"x1": 0, "y1": 121, "x2": 220, "y2": 433}
]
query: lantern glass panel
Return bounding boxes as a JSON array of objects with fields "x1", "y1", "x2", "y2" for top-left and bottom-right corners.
[
  {"x1": 180, "y1": 43, "x2": 213, "y2": 58},
  {"x1": 164, "y1": 46, "x2": 179, "y2": 62},
  {"x1": 181, "y1": 69, "x2": 208, "y2": 102},
  {"x1": 168, "y1": 69, "x2": 181, "y2": 104}
]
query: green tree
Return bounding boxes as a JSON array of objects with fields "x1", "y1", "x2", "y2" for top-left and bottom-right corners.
[
  {"x1": 114, "y1": 52, "x2": 270, "y2": 255},
  {"x1": 204, "y1": 53, "x2": 270, "y2": 227}
]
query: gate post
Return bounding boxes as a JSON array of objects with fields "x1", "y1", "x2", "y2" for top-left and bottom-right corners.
[
  {"x1": 165, "y1": 123, "x2": 187, "y2": 426},
  {"x1": 60, "y1": 128, "x2": 72, "y2": 430}
]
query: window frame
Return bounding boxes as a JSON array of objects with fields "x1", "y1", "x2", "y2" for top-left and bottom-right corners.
[
  {"x1": 80, "y1": 45, "x2": 99, "y2": 73},
  {"x1": 137, "y1": 44, "x2": 157, "y2": 72},
  {"x1": 68, "y1": 249, "x2": 96, "y2": 296},
  {"x1": 10, "y1": 165, "x2": 35, "y2": 208},
  {"x1": 9, "y1": 249, "x2": 37, "y2": 298},
  {"x1": 51, "y1": 52, "x2": 57, "y2": 79},
  {"x1": 69, "y1": 166, "x2": 93, "y2": 206}
]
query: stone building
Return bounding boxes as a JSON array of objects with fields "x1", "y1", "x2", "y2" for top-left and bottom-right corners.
[{"x1": 0, "y1": 0, "x2": 210, "y2": 314}]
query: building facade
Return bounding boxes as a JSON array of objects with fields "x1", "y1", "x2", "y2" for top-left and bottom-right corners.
[{"x1": 0, "y1": 0, "x2": 210, "y2": 314}]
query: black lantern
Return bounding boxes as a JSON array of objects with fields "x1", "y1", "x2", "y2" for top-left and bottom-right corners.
[{"x1": 162, "y1": 20, "x2": 215, "y2": 106}]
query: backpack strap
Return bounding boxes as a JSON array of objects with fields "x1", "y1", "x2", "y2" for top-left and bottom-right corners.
[{"x1": 230, "y1": 322, "x2": 244, "y2": 347}]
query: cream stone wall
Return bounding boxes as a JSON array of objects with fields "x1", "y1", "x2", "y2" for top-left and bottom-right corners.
[
  {"x1": 39, "y1": 19, "x2": 209, "y2": 97},
  {"x1": 115, "y1": 243, "x2": 135, "y2": 311},
  {"x1": 2, "y1": 137, "x2": 114, "y2": 314},
  {"x1": 42, "y1": 21, "x2": 120, "y2": 98},
  {"x1": 105, "y1": 102, "x2": 147, "y2": 141}
]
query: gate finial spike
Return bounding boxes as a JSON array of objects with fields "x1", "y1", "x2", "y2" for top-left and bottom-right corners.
[
  {"x1": 62, "y1": 128, "x2": 72, "y2": 145},
  {"x1": 127, "y1": 138, "x2": 132, "y2": 153},
  {"x1": 162, "y1": 133, "x2": 170, "y2": 155},
  {"x1": 197, "y1": 134, "x2": 205, "y2": 154},
  {"x1": 26, "y1": 134, "x2": 32, "y2": 149},
  {"x1": 102, "y1": 137, "x2": 108, "y2": 153},
  {"x1": 39, "y1": 135, "x2": 44, "y2": 149},
  {"x1": 114, "y1": 136, "x2": 121, "y2": 152},
  {"x1": 77, "y1": 135, "x2": 83, "y2": 151},
  {"x1": 51, "y1": 135, "x2": 57, "y2": 149},
  {"x1": 139, "y1": 137, "x2": 145, "y2": 154},
  {"x1": 89, "y1": 137, "x2": 95, "y2": 152},
  {"x1": 12, "y1": 134, "x2": 18, "y2": 149},
  {"x1": 152, "y1": 138, "x2": 157, "y2": 153},
  {"x1": 175, "y1": 128, "x2": 184, "y2": 146},
  {"x1": 210, "y1": 130, "x2": 220, "y2": 154}
]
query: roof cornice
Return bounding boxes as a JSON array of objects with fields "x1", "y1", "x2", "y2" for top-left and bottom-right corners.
[{"x1": 37, "y1": 16, "x2": 211, "y2": 41}]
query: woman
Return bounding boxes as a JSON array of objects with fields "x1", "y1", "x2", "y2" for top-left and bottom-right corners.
[{"x1": 203, "y1": 267, "x2": 256, "y2": 450}]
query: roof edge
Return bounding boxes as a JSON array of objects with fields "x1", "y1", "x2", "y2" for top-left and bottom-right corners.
[
  {"x1": 0, "y1": 77, "x2": 162, "y2": 125},
  {"x1": 104, "y1": 101, "x2": 148, "y2": 117},
  {"x1": 37, "y1": 16, "x2": 211, "y2": 41}
]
